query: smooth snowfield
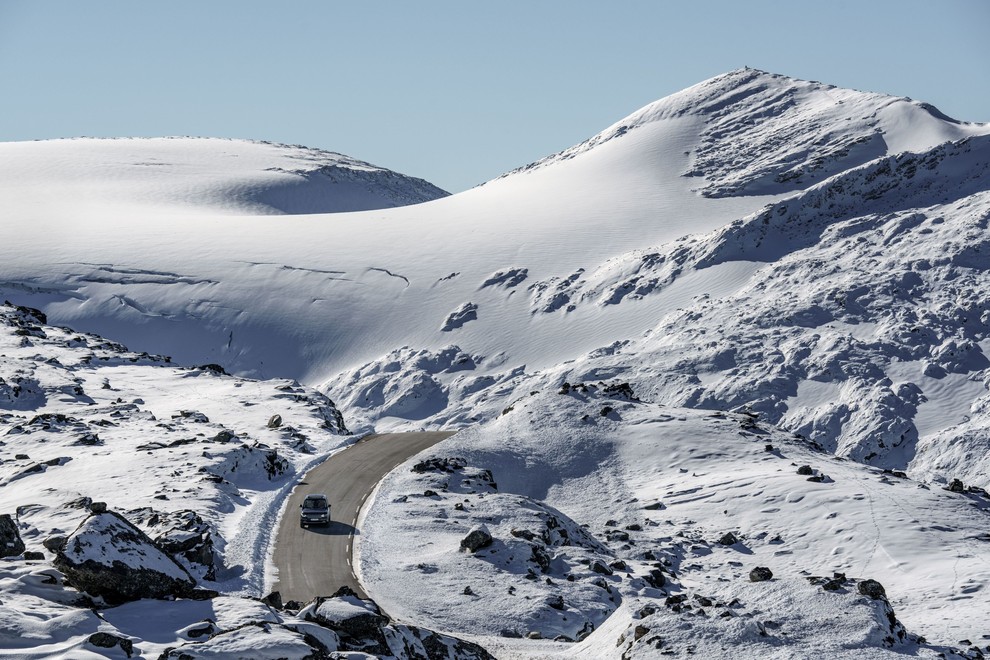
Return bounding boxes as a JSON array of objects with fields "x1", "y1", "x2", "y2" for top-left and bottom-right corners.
[{"x1": 0, "y1": 136, "x2": 448, "y2": 217}]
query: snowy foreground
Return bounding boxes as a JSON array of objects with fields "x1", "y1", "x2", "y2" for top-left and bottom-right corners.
[{"x1": 2, "y1": 68, "x2": 990, "y2": 658}]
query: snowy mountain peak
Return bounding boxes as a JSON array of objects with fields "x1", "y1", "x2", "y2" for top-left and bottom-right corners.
[
  {"x1": 0, "y1": 136, "x2": 449, "y2": 217},
  {"x1": 499, "y1": 68, "x2": 987, "y2": 198}
]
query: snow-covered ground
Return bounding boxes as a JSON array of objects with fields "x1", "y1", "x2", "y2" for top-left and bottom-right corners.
[{"x1": 3, "y1": 68, "x2": 990, "y2": 657}]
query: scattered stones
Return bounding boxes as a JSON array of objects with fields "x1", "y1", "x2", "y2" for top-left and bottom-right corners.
[{"x1": 749, "y1": 566, "x2": 774, "y2": 582}]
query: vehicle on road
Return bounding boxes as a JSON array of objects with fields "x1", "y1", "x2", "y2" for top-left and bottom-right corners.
[{"x1": 300, "y1": 493, "x2": 330, "y2": 527}]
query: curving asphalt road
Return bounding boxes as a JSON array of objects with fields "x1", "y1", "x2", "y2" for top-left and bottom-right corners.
[{"x1": 272, "y1": 432, "x2": 455, "y2": 603}]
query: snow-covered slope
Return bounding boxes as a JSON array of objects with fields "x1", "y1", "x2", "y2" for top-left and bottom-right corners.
[
  {"x1": 0, "y1": 136, "x2": 449, "y2": 217},
  {"x1": 4, "y1": 70, "x2": 983, "y2": 386},
  {"x1": 360, "y1": 389, "x2": 990, "y2": 657},
  {"x1": 3, "y1": 68, "x2": 990, "y2": 658}
]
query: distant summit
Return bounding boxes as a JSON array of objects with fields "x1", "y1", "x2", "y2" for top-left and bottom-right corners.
[
  {"x1": 0, "y1": 136, "x2": 448, "y2": 216},
  {"x1": 497, "y1": 68, "x2": 985, "y2": 197}
]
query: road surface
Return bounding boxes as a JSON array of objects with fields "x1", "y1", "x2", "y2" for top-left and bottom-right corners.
[{"x1": 272, "y1": 431, "x2": 455, "y2": 603}]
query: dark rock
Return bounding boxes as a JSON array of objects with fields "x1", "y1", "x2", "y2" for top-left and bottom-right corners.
[
  {"x1": 130, "y1": 508, "x2": 217, "y2": 581},
  {"x1": 590, "y1": 559, "x2": 613, "y2": 575},
  {"x1": 717, "y1": 532, "x2": 739, "y2": 546},
  {"x1": 600, "y1": 406, "x2": 614, "y2": 417},
  {"x1": 185, "y1": 621, "x2": 218, "y2": 639},
  {"x1": 947, "y1": 478, "x2": 965, "y2": 493},
  {"x1": 797, "y1": 465, "x2": 813, "y2": 476},
  {"x1": 261, "y1": 590, "x2": 283, "y2": 610},
  {"x1": 460, "y1": 525, "x2": 493, "y2": 552},
  {"x1": 463, "y1": 586, "x2": 475, "y2": 596},
  {"x1": 73, "y1": 433, "x2": 102, "y2": 446},
  {"x1": 23, "y1": 550, "x2": 44, "y2": 560},
  {"x1": 88, "y1": 632, "x2": 133, "y2": 657},
  {"x1": 423, "y1": 489, "x2": 438, "y2": 497},
  {"x1": 90, "y1": 502, "x2": 107, "y2": 514},
  {"x1": 510, "y1": 528, "x2": 536, "y2": 541},
  {"x1": 500, "y1": 629, "x2": 523, "y2": 638},
  {"x1": 643, "y1": 501, "x2": 665, "y2": 510},
  {"x1": 749, "y1": 566, "x2": 774, "y2": 582},
  {"x1": 43, "y1": 535, "x2": 67, "y2": 553},
  {"x1": 530, "y1": 544, "x2": 551, "y2": 573},
  {"x1": 602, "y1": 382, "x2": 639, "y2": 401},
  {"x1": 195, "y1": 363, "x2": 227, "y2": 375},
  {"x1": 412, "y1": 456, "x2": 467, "y2": 473},
  {"x1": 634, "y1": 625, "x2": 650, "y2": 641},
  {"x1": 302, "y1": 593, "x2": 387, "y2": 651},
  {"x1": 212, "y1": 430, "x2": 237, "y2": 443},
  {"x1": 858, "y1": 579, "x2": 887, "y2": 600},
  {"x1": 546, "y1": 594, "x2": 565, "y2": 610},
  {"x1": 267, "y1": 414, "x2": 283, "y2": 429},
  {"x1": 54, "y1": 511, "x2": 196, "y2": 605},
  {"x1": 644, "y1": 569, "x2": 666, "y2": 588},
  {"x1": 0, "y1": 514, "x2": 26, "y2": 558}
]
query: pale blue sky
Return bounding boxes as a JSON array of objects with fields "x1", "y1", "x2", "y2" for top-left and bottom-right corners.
[{"x1": 2, "y1": 1, "x2": 987, "y2": 192}]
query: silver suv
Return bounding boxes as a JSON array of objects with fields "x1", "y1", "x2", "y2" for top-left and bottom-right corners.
[{"x1": 300, "y1": 493, "x2": 330, "y2": 527}]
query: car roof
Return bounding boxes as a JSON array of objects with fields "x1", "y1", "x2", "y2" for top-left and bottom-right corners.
[{"x1": 304, "y1": 493, "x2": 328, "y2": 499}]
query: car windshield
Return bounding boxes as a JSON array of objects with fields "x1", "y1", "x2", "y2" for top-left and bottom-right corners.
[{"x1": 303, "y1": 497, "x2": 325, "y2": 508}]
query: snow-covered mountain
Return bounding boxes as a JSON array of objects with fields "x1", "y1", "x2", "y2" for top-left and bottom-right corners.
[
  {"x1": 2, "y1": 68, "x2": 990, "y2": 658},
  {"x1": 0, "y1": 136, "x2": 449, "y2": 217}
]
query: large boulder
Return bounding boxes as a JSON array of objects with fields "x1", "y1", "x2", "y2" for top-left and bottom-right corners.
[
  {"x1": 53, "y1": 511, "x2": 196, "y2": 605},
  {"x1": 460, "y1": 525, "x2": 493, "y2": 553},
  {"x1": 0, "y1": 514, "x2": 26, "y2": 558}
]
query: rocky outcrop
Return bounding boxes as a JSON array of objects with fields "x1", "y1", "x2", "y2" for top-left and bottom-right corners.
[
  {"x1": 53, "y1": 511, "x2": 197, "y2": 605},
  {"x1": 0, "y1": 514, "x2": 25, "y2": 557}
]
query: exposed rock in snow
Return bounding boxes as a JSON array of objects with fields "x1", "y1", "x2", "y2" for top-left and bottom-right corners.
[
  {"x1": 54, "y1": 510, "x2": 197, "y2": 605},
  {"x1": 442, "y1": 302, "x2": 480, "y2": 332},
  {"x1": 0, "y1": 514, "x2": 26, "y2": 558}
]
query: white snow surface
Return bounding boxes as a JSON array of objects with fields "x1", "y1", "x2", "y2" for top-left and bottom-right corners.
[
  {"x1": 3, "y1": 68, "x2": 990, "y2": 658},
  {"x1": 0, "y1": 136, "x2": 448, "y2": 217}
]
